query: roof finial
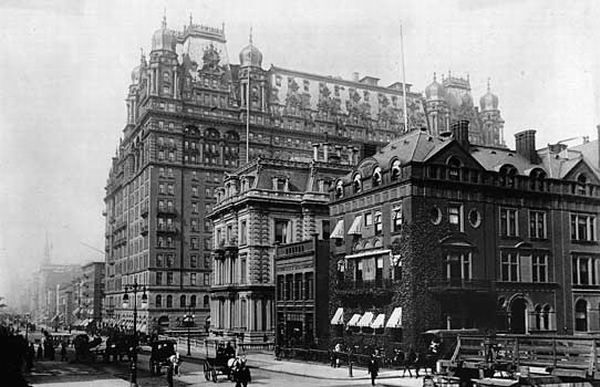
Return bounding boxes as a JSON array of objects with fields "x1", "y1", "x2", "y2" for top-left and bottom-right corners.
[
  {"x1": 249, "y1": 25, "x2": 253, "y2": 45},
  {"x1": 189, "y1": 12, "x2": 193, "y2": 26},
  {"x1": 433, "y1": 72, "x2": 437, "y2": 82},
  {"x1": 162, "y1": 8, "x2": 167, "y2": 29},
  {"x1": 487, "y1": 77, "x2": 491, "y2": 93}
]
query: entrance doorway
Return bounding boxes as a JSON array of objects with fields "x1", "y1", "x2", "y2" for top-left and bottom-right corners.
[{"x1": 510, "y1": 298, "x2": 527, "y2": 334}]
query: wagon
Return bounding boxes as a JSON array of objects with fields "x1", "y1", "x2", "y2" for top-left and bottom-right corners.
[
  {"x1": 149, "y1": 339, "x2": 177, "y2": 376},
  {"x1": 201, "y1": 338, "x2": 237, "y2": 383}
]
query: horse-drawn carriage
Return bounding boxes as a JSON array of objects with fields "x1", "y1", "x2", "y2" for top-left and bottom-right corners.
[
  {"x1": 149, "y1": 339, "x2": 177, "y2": 376},
  {"x1": 201, "y1": 338, "x2": 238, "y2": 383}
]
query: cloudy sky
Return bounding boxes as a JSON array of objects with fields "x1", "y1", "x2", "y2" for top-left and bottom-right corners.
[{"x1": 1, "y1": 0, "x2": 599, "y2": 303}]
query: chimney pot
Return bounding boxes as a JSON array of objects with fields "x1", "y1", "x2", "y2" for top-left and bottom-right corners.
[
  {"x1": 352, "y1": 72, "x2": 360, "y2": 82},
  {"x1": 451, "y1": 120, "x2": 470, "y2": 147},
  {"x1": 515, "y1": 129, "x2": 539, "y2": 164}
]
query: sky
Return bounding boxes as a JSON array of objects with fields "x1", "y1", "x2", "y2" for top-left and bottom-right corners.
[{"x1": 1, "y1": 0, "x2": 599, "y2": 304}]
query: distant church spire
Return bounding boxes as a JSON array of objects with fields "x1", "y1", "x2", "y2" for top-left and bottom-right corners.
[
  {"x1": 487, "y1": 77, "x2": 491, "y2": 93},
  {"x1": 162, "y1": 8, "x2": 167, "y2": 28},
  {"x1": 249, "y1": 25, "x2": 253, "y2": 45}
]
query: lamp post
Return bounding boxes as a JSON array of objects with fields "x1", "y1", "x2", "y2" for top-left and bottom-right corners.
[
  {"x1": 122, "y1": 281, "x2": 147, "y2": 387},
  {"x1": 183, "y1": 306, "x2": 195, "y2": 356}
]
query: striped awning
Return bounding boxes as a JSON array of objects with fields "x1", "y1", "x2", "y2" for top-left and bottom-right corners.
[
  {"x1": 330, "y1": 219, "x2": 345, "y2": 239},
  {"x1": 371, "y1": 314, "x2": 386, "y2": 329},
  {"x1": 330, "y1": 308, "x2": 344, "y2": 325},
  {"x1": 345, "y1": 249, "x2": 391, "y2": 260},
  {"x1": 357, "y1": 312, "x2": 374, "y2": 327},
  {"x1": 347, "y1": 313, "x2": 362, "y2": 327},
  {"x1": 347, "y1": 215, "x2": 363, "y2": 235},
  {"x1": 385, "y1": 307, "x2": 403, "y2": 328}
]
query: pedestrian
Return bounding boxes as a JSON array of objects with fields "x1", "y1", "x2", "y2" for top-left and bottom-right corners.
[
  {"x1": 367, "y1": 354, "x2": 379, "y2": 386},
  {"x1": 36, "y1": 343, "x2": 43, "y2": 360},
  {"x1": 404, "y1": 348, "x2": 415, "y2": 377},
  {"x1": 234, "y1": 359, "x2": 251, "y2": 387},
  {"x1": 166, "y1": 361, "x2": 174, "y2": 387},
  {"x1": 333, "y1": 342, "x2": 342, "y2": 368},
  {"x1": 60, "y1": 342, "x2": 67, "y2": 361},
  {"x1": 26, "y1": 343, "x2": 34, "y2": 371}
]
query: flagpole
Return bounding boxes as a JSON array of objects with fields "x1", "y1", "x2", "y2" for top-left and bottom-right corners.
[
  {"x1": 400, "y1": 22, "x2": 408, "y2": 133},
  {"x1": 246, "y1": 27, "x2": 252, "y2": 164}
]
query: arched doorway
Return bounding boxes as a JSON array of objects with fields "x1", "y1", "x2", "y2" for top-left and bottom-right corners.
[{"x1": 510, "y1": 298, "x2": 528, "y2": 334}]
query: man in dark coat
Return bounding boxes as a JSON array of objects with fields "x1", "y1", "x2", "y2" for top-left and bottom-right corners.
[
  {"x1": 368, "y1": 354, "x2": 379, "y2": 386},
  {"x1": 234, "y1": 362, "x2": 251, "y2": 387},
  {"x1": 166, "y1": 361, "x2": 174, "y2": 387}
]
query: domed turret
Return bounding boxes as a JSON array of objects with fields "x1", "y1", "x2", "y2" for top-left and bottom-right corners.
[
  {"x1": 239, "y1": 30, "x2": 262, "y2": 68},
  {"x1": 425, "y1": 73, "x2": 445, "y2": 101},
  {"x1": 480, "y1": 78, "x2": 499, "y2": 111},
  {"x1": 151, "y1": 15, "x2": 177, "y2": 52}
]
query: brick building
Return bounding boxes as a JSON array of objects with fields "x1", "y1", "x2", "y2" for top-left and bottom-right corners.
[{"x1": 329, "y1": 123, "x2": 600, "y2": 351}]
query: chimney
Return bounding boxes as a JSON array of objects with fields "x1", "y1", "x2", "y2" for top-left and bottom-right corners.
[
  {"x1": 312, "y1": 143, "x2": 320, "y2": 161},
  {"x1": 352, "y1": 72, "x2": 360, "y2": 82},
  {"x1": 515, "y1": 129, "x2": 539, "y2": 164},
  {"x1": 451, "y1": 120, "x2": 470, "y2": 147}
]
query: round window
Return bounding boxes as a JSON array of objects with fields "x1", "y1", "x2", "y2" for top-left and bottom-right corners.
[
  {"x1": 430, "y1": 206, "x2": 442, "y2": 225},
  {"x1": 468, "y1": 209, "x2": 482, "y2": 228}
]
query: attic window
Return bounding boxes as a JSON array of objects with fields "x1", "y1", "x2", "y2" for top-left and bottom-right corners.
[
  {"x1": 372, "y1": 166, "x2": 382, "y2": 187},
  {"x1": 499, "y1": 165, "x2": 518, "y2": 187},
  {"x1": 391, "y1": 159, "x2": 401, "y2": 180},
  {"x1": 576, "y1": 173, "x2": 588, "y2": 195},
  {"x1": 353, "y1": 174, "x2": 362, "y2": 193},
  {"x1": 273, "y1": 177, "x2": 287, "y2": 191},
  {"x1": 529, "y1": 169, "x2": 546, "y2": 191},
  {"x1": 335, "y1": 180, "x2": 344, "y2": 198},
  {"x1": 447, "y1": 156, "x2": 461, "y2": 181}
]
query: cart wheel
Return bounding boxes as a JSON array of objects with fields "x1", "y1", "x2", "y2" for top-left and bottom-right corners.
[{"x1": 211, "y1": 369, "x2": 217, "y2": 383}]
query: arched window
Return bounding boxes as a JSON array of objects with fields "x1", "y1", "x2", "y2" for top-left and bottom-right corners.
[
  {"x1": 391, "y1": 159, "x2": 401, "y2": 180},
  {"x1": 203, "y1": 295, "x2": 210, "y2": 308},
  {"x1": 534, "y1": 304, "x2": 542, "y2": 330},
  {"x1": 155, "y1": 295, "x2": 162, "y2": 308},
  {"x1": 353, "y1": 174, "x2": 362, "y2": 193},
  {"x1": 372, "y1": 166, "x2": 382, "y2": 187},
  {"x1": 190, "y1": 295, "x2": 197, "y2": 307},
  {"x1": 577, "y1": 173, "x2": 588, "y2": 195},
  {"x1": 180, "y1": 295, "x2": 186, "y2": 308},
  {"x1": 163, "y1": 71, "x2": 170, "y2": 82},
  {"x1": 353, "y1": 242, "x2": 362, "y2": 252},
  {"x1": 529, "y1": 168, "x2": 546, "y2": 191},
  {"x1": 447, "y1": 157, "x2": 461, "y2": 180},
  {"x1": 575, "y1": 299, "x2": 588, "y2": 332},
  {"x1": 335, "y1": 180, "x2": 344, "y2": 198},
  {"x1": 499, "y1": 164, "x2": 518, "y2": 187},
  {"x1": 166, "y1": 295, "x2": 173, "y2": 308},
  {"x1": 374, "y1": 210, "x2": 382, "y2": 234}
]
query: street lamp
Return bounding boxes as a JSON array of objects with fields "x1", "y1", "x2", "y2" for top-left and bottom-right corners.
[
  {"x1": 122, "y1": 281, "x2": 147, "y2": 387},
  {"x1": 183, "y1": 306, "x2": 195, "y2": 356}
]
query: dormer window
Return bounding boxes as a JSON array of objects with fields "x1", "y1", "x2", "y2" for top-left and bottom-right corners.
[
  {"x1": 372, "y1": 167, "x2": 382, "y2": 187},
  {"x1": 529, "y1": 168, "x2": 546, "y2": 191},
  {"x1": 447, "y1": 156, "x2": 461, "y2": 180},
  {"x1": 273, "y1": 177, "x2": 287, "y2": 191},
  {"x1": 335, "y1": 180, "x2": 344, "y2": 198},
  {"x1": 353, "y1": 174, "x2": 362, "y2": 193},
  {"x1": 577, "y1": 173, "x2": 588, "y2": 195},
  {"x1": 391, "y1": 160, "x2": 401, "y2": 180},
  {"x1": 499, "y1": 164, "x2": 518, "y2": 187}
]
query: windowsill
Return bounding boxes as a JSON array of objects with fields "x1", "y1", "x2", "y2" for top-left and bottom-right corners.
[
  {"x1": 529, "y1": 237, "x2": 549, "y2": 242},
  {"x1": 499, "y1": 235, "x2": 520, "y2": 240},
  {"x1": 570, "y1": 240, "x2": 598, "y2": 245}
]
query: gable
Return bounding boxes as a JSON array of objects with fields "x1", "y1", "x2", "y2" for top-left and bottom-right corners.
[
  {"x1": 425, "y1": 141, "x2": 485, "y2": 170},
  {"x1": 562, "y1": 159, "x2": 600, "y2": 184}
]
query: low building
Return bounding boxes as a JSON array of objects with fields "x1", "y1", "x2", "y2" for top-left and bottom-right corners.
[
  {"x1": 274, "y1": 234, "x2": 330, "y2": 347},
  {"x1": 329, "y1": 122, "x2": 600, "y2": 351},
  {"x1": 208, "y1": 146, "x2": 351, "y2": 343}
]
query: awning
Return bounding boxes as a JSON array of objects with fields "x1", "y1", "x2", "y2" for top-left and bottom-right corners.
[
  {"x1": 371, "y1": 314, "x2": 386, "y2": 329},
  {"x1": 357, "y1": 312, "x2": 374, "y2": 327},
  {"x1": 345, "y1": 249, "x2": 391, "y2": 260},
  {"x1": 385, "y1": 307, "x2": 403, "y2": 328},
  {"x1": 347, "y1": 215, "x2": 363, "y2": 235},
  {"x1": 330, "y1": 219, "x2": 345, "y2": 239},
  {"x1": 330, "y1": 308, "x2": 344, "y2": 325},
  {"x1": 347, "y1": 313, "x2": 362, "y2": 327}
]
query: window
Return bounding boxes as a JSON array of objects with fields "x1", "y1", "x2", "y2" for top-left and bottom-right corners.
[
  {"x1": 532, "y1": 254, "x2": 548, "y2": 283},
  {"x1": 204, "y1": 273, "x2": 210, "y2": 285},
  {"x1": 166, "y1": 295, "x2": 173, "y2": 308},
  {"x1": 155, "y1": 295, "x2": 162, "y2": 308},
  {"x1": 277, "y1": 275, "x2": 284, "y2": 300},
  {"x1": 355, "y1": 260, "x2": 363, "y2": 282},
  {"x1": 468, "y1": 209, "x2": 481, "y2": 228},
  {"x1": 190, "y1": 295, "x2": 196, "y2": 307},
  {"x1": 374, "y1": 211, "x2": 382, "y2": 234},
  {"x1": 191, "y1": 237, "x2": 199, "y2": 250},
  {"x1": 364, "y1": 212, "x2": 373, "y2": 227},
  {"x1": 448, "y1": 204, "x2": 462, "y2": 231},
  {"x1": 499, "y1": 165, "x2": 517, "y2": 187},
  {"x1": 180, "y1": 295, "x2": 186, "y2": 308},
  {"x1": 240, "y1": 255, "x2": 247, "y2": 284},
  {"x1": 159, "y1": 183, "x2": 165, "y2": 194},
  {"x1": 274, "y1": 220, "x2": 290, "y2": 244},
  {"x1": 166, "y1": 254, "x2": 174, "y2": 268},
  {"x1": 430, "y1": 206, "x2": 442, "y2": 225},
  {"x1": 500, "y1": 208, "x2": 518, "y2": 237},
  {"x1": 500, "y1": 252, "x2": 519, "y2": 282},
  {"x1": 156, "y1": 272, "x2": 163, "y2": 285},
  {"x1": 570, "y1": 214, "x2": 596, "y2": 241},
  {"x1": 353, "y1": 174, "x2": 362, "y2": 193},
  {"x1": 529, "y1": 211, "x2": 547, "y2": 239},
  {"x1": 204, "y1": 295, "x2": 210, "y2": 308},
  {"x1": 190, "y1": 255, "x2": 197, "y2": 268},
  {"x1": 156, "y1": 254, "x2": 163, "y2": 267},
  {"x1": 304, "y1": 273, "x2": 314, "y2": 299},
  {"x1": 167, "y1": 272, "x2": 173, "y2": 285},
  {"x1": 372, "y1": 167, "x2": 382, "y2": 187},
  {"x1": 445, "y1": 253, "x2": 472, "y2": 281},
  {"x1": 447, "y1": 157, "x2": 461, "y2": 180},
  {"x1": 575, "y1": 299, "x2": 588, "y2": 332},
  {"x1": 294, "y1": 274, "x2": 302, "y2": 300},
  {"x1": 322, "y1": 219, "x2": 330, "y2": 240},
  {"x1": 391, "y1": 159, "x2": 401, "y2": 180},
  {"x1": 572, "y1": 256, "x2": 599, "y2": 285},
  {"x1": 576, "y1": 174, "x2": 588, "y2": 195},
  {"x1": 335, "y1": 181, "x2": 344, "y2": 198},
  {"x1": 392, "y1": 205, "x2": 403, "y2": 232}
]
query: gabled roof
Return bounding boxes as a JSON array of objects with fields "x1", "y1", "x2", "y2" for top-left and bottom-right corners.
[{"x1": 470, "y1": 146, "x2": 538, "y2": 174}]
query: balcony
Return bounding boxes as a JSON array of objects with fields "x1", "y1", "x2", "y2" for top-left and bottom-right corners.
[
  {"x1": 157, "y1": 206, "x2": 177, "y2": 216},
  {"x1": 426, "y1": 278, "x2": 493, "y2": 294}
]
